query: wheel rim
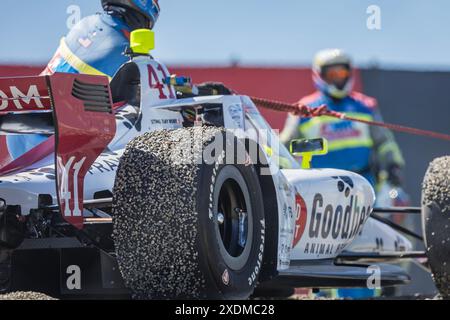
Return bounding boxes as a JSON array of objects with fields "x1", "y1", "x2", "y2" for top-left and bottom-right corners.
[{"x1": 213, "y1": 166, "x2": 253, "y2": 271}]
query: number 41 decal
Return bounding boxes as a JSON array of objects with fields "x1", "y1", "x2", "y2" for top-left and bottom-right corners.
[
  {"x1": 147, "y1": 64, "x2": 175, "y2": 99},
  {"x1": 58, "y1": 156, "x2": 86, "y2": 217}
]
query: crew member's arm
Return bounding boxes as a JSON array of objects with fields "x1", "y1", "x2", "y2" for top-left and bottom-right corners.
[{"x1": 370, "y1": 109, "x2": 405, "y2": 186}]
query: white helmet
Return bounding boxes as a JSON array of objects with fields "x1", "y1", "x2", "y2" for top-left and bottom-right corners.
[{"x1": 312, "y1": 49, "x2": 353, "y2": 99}]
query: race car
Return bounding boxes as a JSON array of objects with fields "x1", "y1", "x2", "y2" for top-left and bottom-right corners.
[{"x1": 0, "y1": 30, "x2": 448, "y2": 299}]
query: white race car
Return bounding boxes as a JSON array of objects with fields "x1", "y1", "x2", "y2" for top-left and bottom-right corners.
[{"x1": 0, "y1": 31, "x2": 448, "y2": 299}]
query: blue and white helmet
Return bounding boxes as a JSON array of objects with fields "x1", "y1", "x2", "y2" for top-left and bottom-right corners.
[{"x1": 102, "y1": 0, "x2": 160, "y2": 29}]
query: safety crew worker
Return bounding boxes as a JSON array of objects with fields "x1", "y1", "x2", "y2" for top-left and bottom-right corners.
[{"x1": 280, "y1": 49, "x2": 405, "y2": 188}]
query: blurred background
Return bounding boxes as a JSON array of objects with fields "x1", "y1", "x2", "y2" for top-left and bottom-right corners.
[{"x1": 1, "y1": 0, "x2": 449, "y2": 296}]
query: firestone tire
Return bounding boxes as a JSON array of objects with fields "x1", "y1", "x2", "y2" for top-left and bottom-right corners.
[
  {"x1": 112, "y1": 127, "x2": 266, "y2": 299},
  {"x1": 422, "y1": 156, "x2": 450, "y2": 299}
]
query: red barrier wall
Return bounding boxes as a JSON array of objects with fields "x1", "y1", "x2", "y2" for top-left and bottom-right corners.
[
  {"x1": 0, "y1": 65, "x2": 43, "y2": 77},
  {"x1": 0, "y1": 65, "x2": 362, "y2": 130}
]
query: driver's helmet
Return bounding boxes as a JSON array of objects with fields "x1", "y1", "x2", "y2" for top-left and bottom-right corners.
[
  {"x1": 312, "y1": 49, "x2": 353, "y2": 99},
  {"x1": 101, "y1": 0, "x2": 160, "y2": 29}
]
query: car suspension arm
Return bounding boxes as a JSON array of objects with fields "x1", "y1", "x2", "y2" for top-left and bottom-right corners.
[{"x1": 371, "y1": 213, "x2": 424, "y2": 241}]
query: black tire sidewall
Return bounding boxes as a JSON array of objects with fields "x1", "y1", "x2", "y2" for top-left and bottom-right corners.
[
  {"x1": 196, "y1": 142, "x2": 265, "y2": 299},
  {"x1": 421, "y1": 156, "x2": 450, "y2": 298}
]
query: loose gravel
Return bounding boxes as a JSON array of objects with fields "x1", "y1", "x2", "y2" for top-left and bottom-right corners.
[
  {"x1": 0, "y1": 291, "x2": 57, "y2": 300},
  {"x1": 422, "y1": 156, "x2": 450, "y2": 212}
]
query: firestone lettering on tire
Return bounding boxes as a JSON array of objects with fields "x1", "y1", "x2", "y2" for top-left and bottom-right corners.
[{"x1": 248, "y1": 219, "x2": 265, "y2": 286}]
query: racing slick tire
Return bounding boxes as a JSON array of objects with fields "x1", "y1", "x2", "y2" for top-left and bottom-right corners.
[
  {"x1": 422, "y1": 156, "x2": 450, "y2": 299},
  {"x1": 112, "y1": 127, "x2": 266, "y2": 299}
]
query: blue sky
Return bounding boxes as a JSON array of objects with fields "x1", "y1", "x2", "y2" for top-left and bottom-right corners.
[{"x1": 1, "y1": 0, "x2": 450, "y2": 69}]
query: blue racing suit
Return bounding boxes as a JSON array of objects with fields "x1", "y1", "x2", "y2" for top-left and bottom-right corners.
[
  {"x1": 280, "y1": 91, "x2": 404, "y2": 186},
  {"x1": 6, "y1": 12, "x2": 131, "y2": 160}
]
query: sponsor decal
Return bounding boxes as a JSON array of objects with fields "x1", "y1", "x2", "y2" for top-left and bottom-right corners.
[
  {"x1": 303, "y1": 242, "x2": 346, "y2": 256},
  {"x1": 87, "y1": 157, "x2": 120, "y2": 175},
  {"x1": 394, "y1": 235, "x2": 407, "y2": 252},
  {"x1": 150, "y1": 118, "x2": 180, "y2": 125},
  {"x1": 282, "y1": 202, "x2": 293, "y2": 220},
  {"x1": 308, "y1": 194, "x2": 370, "y2": 241},
  {"x1": 375, "y1": 237, "x2": 384, "y2": 250},
  {"x1": 292, "y1": 193, "x2": 307, "y2": 247},
  {"x1": 228, "y1": 104, "x2": 244, "y2": 128},
  {"x1": 147, "y1": 64, "x2": 175, "y2": 99},
  {"x1": 278, "y1": 241, "x2": 291, "y2": 268},
  {"x1": 278, "y1": 180, "x2": 292, "y2": 196},
  {"x1": 0, "y1": 167, "x2": 56, "y2": 182},
  {"x1": 58, "y1": 156, "x2": 87, "y2": 217},
  {"x1": 301, "y1": 176, "x2": 371, "y2": 256},
  {"x1": 0, "y1": 85, "x2": 46, "y2": 111},
  {"x1": 320, "y1": 121, "x2": 361, "y2": 140}
]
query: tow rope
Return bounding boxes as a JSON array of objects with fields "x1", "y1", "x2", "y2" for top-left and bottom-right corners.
[{"x1": 250, "y1": 96, "x2": 450, "y2": 142}]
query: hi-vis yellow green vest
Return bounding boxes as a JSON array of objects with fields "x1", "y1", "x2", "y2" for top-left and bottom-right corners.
[{"x1": 280, "y1": 91, "x2": 404, "y2": 186}]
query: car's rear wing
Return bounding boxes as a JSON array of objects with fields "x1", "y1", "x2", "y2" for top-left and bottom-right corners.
[
  {"x1": 0, "y1": 76, "x2": 52, "y2": 114},
  {"x1": 0, "y1": 73, "x2": 116, "y2": 229}
]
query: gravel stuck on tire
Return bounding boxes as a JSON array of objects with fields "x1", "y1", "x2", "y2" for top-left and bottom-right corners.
[
  {"x1": 0, "y1": 291, "x2": 57, "y2": 300},
  {"x1": 113, "y1": 127, "x2": 221, "y2": 299},
  {"x1": 113, "y1": 126, "x2": 266, "y2": 299},
  {"x1": 422, "y1": 156, "x2": 450, "y2": 298}
]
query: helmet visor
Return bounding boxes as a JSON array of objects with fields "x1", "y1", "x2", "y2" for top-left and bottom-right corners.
[{"x1": 322, "y1": 64, "x2": 351, "y2": 89}]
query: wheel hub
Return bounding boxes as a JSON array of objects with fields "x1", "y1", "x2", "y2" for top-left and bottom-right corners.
[
  {"x1": 236, "y1": 208, "x2": 248, "y2": 248},
  {"x1": 213, "y1": 166, "x2": 254, "y2": 271}
]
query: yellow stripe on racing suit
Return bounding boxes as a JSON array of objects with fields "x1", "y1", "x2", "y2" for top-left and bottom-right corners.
[{"x1": 58, "y1": 37, "x2": 111, "y2": 79}]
